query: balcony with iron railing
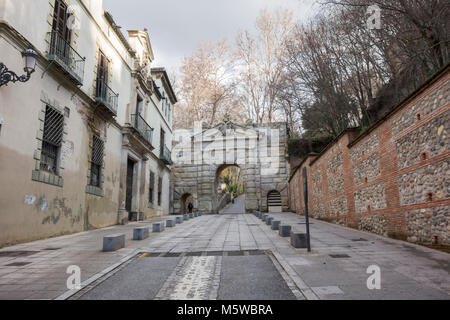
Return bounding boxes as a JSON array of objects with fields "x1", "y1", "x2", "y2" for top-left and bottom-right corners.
[
  {"x1": 47, "y1": 31, "x2": 85, "y2": 85},
  {"x1": 130, "y1": 114, "x2": 154, "y2": 147},
  {"x1": 94, "y1": 78, "x2": 119, "y2": 116},
  {"x1": 160, "y1": 145, "x2": 173, "y2": 165}
]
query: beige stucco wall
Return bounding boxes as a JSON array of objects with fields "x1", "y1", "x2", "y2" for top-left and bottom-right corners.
[{"x1": 0, "y1": 0, "x2": 174, "y2": 247}]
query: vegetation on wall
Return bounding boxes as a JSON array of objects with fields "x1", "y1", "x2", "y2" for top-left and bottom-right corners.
[{"x1": 218, "y1": 167, "x2": 244, "y2": 197}]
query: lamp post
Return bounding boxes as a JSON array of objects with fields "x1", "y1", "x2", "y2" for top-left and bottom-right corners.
[{"x1": 0, "y1": 48, "x2": 38, "y2": 87}]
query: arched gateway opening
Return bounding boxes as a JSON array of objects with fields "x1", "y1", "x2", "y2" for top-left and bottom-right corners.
[
  {"x1": 180, "y1": 193, "x2": 194, "y2": 214},
  {"x1": 215, "y1": 164, "x2": 244, "y2": 214}
]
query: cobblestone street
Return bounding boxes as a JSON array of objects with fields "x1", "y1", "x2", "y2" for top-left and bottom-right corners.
[{"x1": 0, "y1": 197, "x2": 448, "y2": 300}]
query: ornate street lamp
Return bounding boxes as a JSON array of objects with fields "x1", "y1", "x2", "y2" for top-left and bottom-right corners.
[{"x1": 0, "y1": 48, "x2": 38, "y2": 87}]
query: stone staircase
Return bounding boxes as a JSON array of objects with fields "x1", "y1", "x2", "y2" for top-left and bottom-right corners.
[{"x1": 267, "y1": 191, "x2": 282, "y2": 213}]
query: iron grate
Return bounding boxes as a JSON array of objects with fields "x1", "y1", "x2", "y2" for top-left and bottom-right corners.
[
  {"x1": 140, "y1": 250, "x2": 267, "y2": 258},
  {"x1": 162, "y1": 252, "x2": 182, "y2": 257},
  {"x1": 43, "y1": 105, "x2": 64, "y2": 146},
  {"x1": 91, "y1": 135, "x2": 104, "y2": 165},
  {"x1": 329, "y1": 254, "x2": 351, "y2": 258},
  {"x1": 0, "y1": 251, "x2": 39, "y2": 257},
  {"x1": 351, "y1": 238, "x2": 368, "y2": 242},
  {"x1": 6, "y1": 262, "x2": 32, "y2": 267}
]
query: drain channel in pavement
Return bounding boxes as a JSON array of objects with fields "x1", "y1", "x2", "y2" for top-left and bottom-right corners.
[
  {"x1": 139, "y1": 250, "x2": 267, "y2": 258},
  {"x1": 0, "y1": 251, "x2": 39, "y2": 257},
  {"x1": 329, "y1": 254, "x2": 351, "y2": 258},
  {"x1": 5, "y1": 262, "x2": 32, "y2": 267}
]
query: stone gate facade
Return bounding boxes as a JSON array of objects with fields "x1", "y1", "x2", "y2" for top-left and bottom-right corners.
[{"x1": 171, "y1": 121, "x2": 290, "y2": 214}]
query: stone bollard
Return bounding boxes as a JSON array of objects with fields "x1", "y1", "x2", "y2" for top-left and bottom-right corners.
[
  {"x1": 176, "y1": 217, "x2": 183, "y2": 224},
  {"x1": 183, "y1": 214, "x2": 189, "y2": 221},
  {"x1": 271, "y1": 221, "x2": 281, "y2": 230},
  {"x1": 166, "y1": 219, "x2": 176, "y2": 228},
  {"x1": 279, "y1": 225, "x2": 292, "y2": 237},
  {"x1": 133, "y1": 227, "x2": 149, "y2": 241},
  {"x1": 189, "y1": 213, "x2": 194, "y2": 219},
  {"x1": 103, "y1": 234, "x2": 125, "y2": 252},
  {"x1": 194, "y1": 212, "x2": 199, "y2": 217},
  {"x1": 291, "y1": 232, "x2": 308, "y2": 248},
  {"x1": 153, "y1": 222, "x2": 165, "y2": 233},
  {"x1": 266, "y1": 217, "x2": 274, "y2": 225}
]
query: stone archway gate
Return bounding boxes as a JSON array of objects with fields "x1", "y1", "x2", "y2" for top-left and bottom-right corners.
[{"x1": 171, "y1": 121, "x2": 290, "y2": 214}]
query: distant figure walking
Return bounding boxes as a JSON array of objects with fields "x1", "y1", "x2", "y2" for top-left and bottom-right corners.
[{"x1": 187, "y1": 202, "x2": 194, "y2": 213}]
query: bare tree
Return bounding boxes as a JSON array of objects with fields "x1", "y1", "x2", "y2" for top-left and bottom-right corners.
[
  {"x1": 174, "y1": 39, "x2": 244, "y2": 129},
  {"x1": 235, "y1": 8, "x2": 297, "y2": 124},
  {"x1": 175, "y1": 1, "x2": 449, "y2": 136}
]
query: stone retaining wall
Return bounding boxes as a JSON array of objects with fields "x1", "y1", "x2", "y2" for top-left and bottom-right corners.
[{"x1": 288, "y1": 66, "x2": 450, "y2": 245}]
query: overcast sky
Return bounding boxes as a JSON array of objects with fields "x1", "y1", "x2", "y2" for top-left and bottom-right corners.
[{"x1": 103, "y1": 0, "x2": 318, "y2": 73}]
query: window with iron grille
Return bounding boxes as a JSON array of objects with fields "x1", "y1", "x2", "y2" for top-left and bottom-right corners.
[
  {"x1": 89, "y1": 135, "x2": 104, "y2": 187},
  {"x1": 149, "y1": 171, "x2": 155, "y2": 204},
  {"x1": 40, "y1": 105, "x2": 64, "y2": 175},
  {"x1": 157, "y1": 177, "x2": 162, "y2": 206}
]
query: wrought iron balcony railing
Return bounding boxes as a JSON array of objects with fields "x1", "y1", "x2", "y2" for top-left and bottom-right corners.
[
  {"x1": 47, "y1": 31, "x2": 85, "y2": 85},
  {"x1": 94, "y1": 78, "x2": 118, "y2": 116},
  {"x1": 160, "y1": 145, "x2": 173, "y2": 165},
  {"x1": 130, "y1": 114, "x2": 154, "y2": 146}
]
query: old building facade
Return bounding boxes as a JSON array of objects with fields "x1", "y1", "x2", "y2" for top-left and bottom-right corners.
[
  {"x1": 172, "y1": 121, "x2": 290, "y2": 214},
  {"x1": 0, "y1": 0, "x2": 175, "y2": 247}
]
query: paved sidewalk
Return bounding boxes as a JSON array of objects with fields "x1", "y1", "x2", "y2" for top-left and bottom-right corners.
[{"x1": 0, "y1": 212, "x2": 448, "y2": 300}]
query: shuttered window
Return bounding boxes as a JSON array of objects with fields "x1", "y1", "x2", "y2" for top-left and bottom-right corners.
[
  {"x1": 40, "y1": 105, "x2": 64, "y2": 175},
  {"x1": 52, "y1": 0, "x2": 71, "y2": 42},
  {"x1": 96, "y1": 51, "x2": 109, "y2": 99},
  {"x1": 149, "y1": 171, "x2": 155, "y2": 204},
  {"x1": 157, "y1": 177, "x2": 162, "y2": 206},
  {"x1": 89, "y1": 135, "x2": 104, "y2": 187}
]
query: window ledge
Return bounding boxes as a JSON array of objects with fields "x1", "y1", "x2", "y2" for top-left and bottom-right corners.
[
  {"x1": 32, "y1": 170, "x2": 63, "y2": 187},
  {"x1": 86, "y1": 185, "x2": 104, "y2": 197}
]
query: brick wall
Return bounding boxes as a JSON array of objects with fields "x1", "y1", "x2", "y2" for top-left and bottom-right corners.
[{"x1": 288, "y1": 66, "x2": 450, "y2": 245}]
